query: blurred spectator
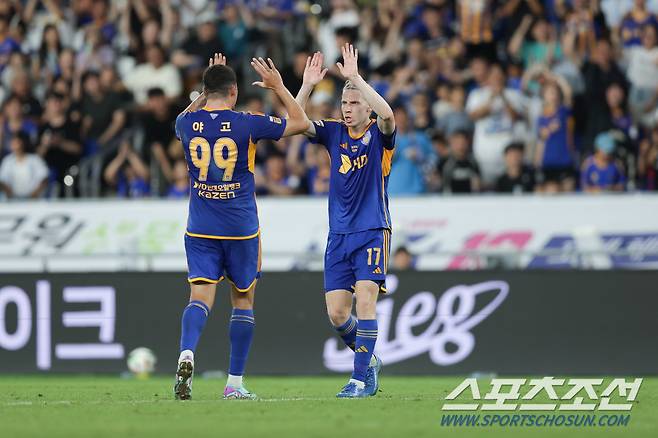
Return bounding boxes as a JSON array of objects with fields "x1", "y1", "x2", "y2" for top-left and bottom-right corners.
[
  {"x1": 256, "y1": 155, "x2": 298, "y2": 196},
  {"x1": 307, "y1": 145, "x2": 331, "y2": 196},
  {"x1": 409, "y1": 92, "x2": 433, "y2": 131},
  {"x1": 534, "y1": 74, "x2": 576, "y2": 193},
  {"x1": 508, "y1": 16, "x2": 563, "y2": 68},
  {"x1": 316, "y1": 0, "x2": 359, "y2": 67},
  {"x1": 172, "y1": 14, "x2": 221, "y2": 71},
  {"x1": 123, "y1": 44, "x2": 182, "y2": 105},
  {"x1": 34, "y1": 24, "x2": 63, "y2": 82},
  {"x1": 466, "y1": 63, "x2": 525, "y2": 184},
  {"x1": 638, "y1": 126, "x2": 658, "y2": 189},
  {"x1": 581, "y1": 132, "x2": 626, "y2": 192},
  {"x1": 0, "y1": 0, "x2": 658, "y2": 201},
  {"x1": 391, "y1": 246, "x2": 415, "y2": 270},
  {"x1": 439, "y1": 130, "x2": 481, "y2": 194},
  {"x1": 619, "y1": 0, "x2": 658, "y2": 47},
  {"x1": 36, "y1": 92, "x2": 82, "y2": 192},
  {"x1": 10, "y1": 70, "x2": 42, "y2": 119},
  {"x1": 0, "y1": 132, "x2": 48, "y2": 199},
  {"x1": 218, "y1": 3, "x2": 253, "y2": 62},
  {"x1": 496, "y1": 142, "x2": 536, "y2": 193},
  {"x1": 166, "y1": 160, "x2": 190, "y2": 199},
  {"x1": 282, "y1": 50, "x2": 309, "y2": 97},
  {"x1": 625, "y1": 23, "x2": 658, "y2": 125},
  {"x1": 140, "y1": 87, "x2": 177, "y2": 184},
  {"x1": 0, "y1": 16, "x2": 20, "y2": 74},
  {"x1": 458, "y1": 0, "x2": 496, "y2": 60},
  {"x1": 435, "y1": 85, "x2": 473, "y2": 136},
  {"x1": 0, "y1": 94, "x2": 39, "y2": 157},
  {"x1": 607, "y1": 83, "x2": 635, "y2": 139},
  {"x1": 80, "y1": 72, "x2": 126, "y2": 155},
  {"x1": 388, "y1": 106, "x2": 435, "y2": 195},
  {"x1": 467, "y1": 56, "x2": 490, "y2": 92},
  {"x1": 570, "y1": 38, "x2": 629, "y2": 152},
  {"x1": 361, "y1": 4, "x2": 404, "y2": 72},
  {"x1": 103, "y1": 142, "x2": 150, "y2": 198}
]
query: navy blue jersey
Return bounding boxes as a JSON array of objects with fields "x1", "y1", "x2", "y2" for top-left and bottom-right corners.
[
  {"x1": 310, "y1": 119, "x2": 395, "y2": 233},
  {"x1": 176, "y1": 107, "x2": 286, "y2": 238}
]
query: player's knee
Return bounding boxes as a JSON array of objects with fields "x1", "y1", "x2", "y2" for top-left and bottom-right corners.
[
  {"x1": 189, "y1": 285, "x2": 216, "y2": 309},
  {"x1": 232, "y1": 295, "x2": 253, "y2": 310},
  {"x1": 230, "y1": 287, "x2": 255, "y2": 310},
  {"x1": 355, "y1": 299, "x2": 377, "y2": 319},
  {"x1": 327, "y1": 306, "x2": 351, "y2": 326}
]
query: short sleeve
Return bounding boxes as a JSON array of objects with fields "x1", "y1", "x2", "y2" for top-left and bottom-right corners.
[
  {"x1": 308, "y1": 119, "x2": 334, "y2": 146},
  {"x1": 32, "y1": 155, "x2": 49, "y2": 182},
  {"x1": 247, "y1": 113, "x2": 287, "y2": 142},
  {"x1": 175, "y1": 113, "x2": 186, "y2": 140},
  {"x1": 0, "y1": 157, "x2": 10, "y2": 184},
  {"x1": 465, "y1": 89, "x2": 482, "y2": 114}
]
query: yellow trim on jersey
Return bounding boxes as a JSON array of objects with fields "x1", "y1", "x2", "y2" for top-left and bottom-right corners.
[
  {"x1": 383, "y1": 229, "x2": 391, "y2": 274},
  {"x1": 348, "y1": 119, "x2": 375, "y2": 139},
  {"x1": 202, "y1": 106, "x2": 231, "y2": 111},
  {"x1": 186, "y1": 230, "x2": 261, "y2": 240},
  {"x1": 188, "y1": 276, "x2": 224, "y2": 284},
  {"x1": 382, "y1": 148, "x2": 394, "y2": 177},
  {"x1": 248, "y1": 135, "x2": 257, "y2": 174},
  {"x1": 381, "y1": 174, "x2": 390, "y2": 228},
  {"x1": 226, "y1": 277, "x2": 258, "y2": 293},
  {"x1": 257, "y1": 235, "x2": 262, "y2": 272}
]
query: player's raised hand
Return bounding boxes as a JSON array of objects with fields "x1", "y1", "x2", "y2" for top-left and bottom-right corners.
[
  {"x1": 303, "y1": 51, "x2": 328, "y2": 86},
  {"x1": 336, "y1": 43, "x2": 359, "y2": 81},
  {"x1": 209, "y1": 52, "x2": 226, "y2": 67},
  {"x1": 251, "y1": 57, "x2": 284, "y2": 90}
]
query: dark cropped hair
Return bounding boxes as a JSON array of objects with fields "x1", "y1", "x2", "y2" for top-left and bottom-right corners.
[{"x1": 203, "y1": 65, "x2": 237, "y2": 97}]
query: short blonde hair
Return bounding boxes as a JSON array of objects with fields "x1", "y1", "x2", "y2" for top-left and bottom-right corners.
[{"x1": 343, "y1": 80, "x2": 359, "y2": 92}]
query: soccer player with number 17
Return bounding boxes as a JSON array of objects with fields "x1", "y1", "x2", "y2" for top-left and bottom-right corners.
[
  {"x1": 296, "y1": 44, "x2": 397, "y2": 398},
  {"x1": 173, "y1": 53, "x2": 310, "y2": 400}
]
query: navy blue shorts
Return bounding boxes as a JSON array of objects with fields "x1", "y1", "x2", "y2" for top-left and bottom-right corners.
[
  {"x1": 324, "y1": 228, "x2": 391, "y2": 293},
  {"x1": 185, "y1": 233, "x2": 261, "y2": 292}
]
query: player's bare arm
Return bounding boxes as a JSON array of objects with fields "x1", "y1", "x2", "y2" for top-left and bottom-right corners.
[
  {"x1": 251, "y1": 57, "x2": 311, "y2": 137},
  {"x1": 295, "y1": 51, "x2": 328, "y2": 137},
  {"x1": 336, "y1": 43, "x2": 395, "y2": 135},
  {"x1": 179, "y1": 53, "x2": 227, "y2": 116}
]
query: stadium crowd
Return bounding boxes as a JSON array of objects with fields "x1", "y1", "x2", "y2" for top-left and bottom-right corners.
[{"x1": 1, "y1": 0, "x2": 658, "y2": 199}]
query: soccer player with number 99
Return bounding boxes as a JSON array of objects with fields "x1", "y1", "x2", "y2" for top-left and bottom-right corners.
[{"x1": 172, "y1": 53, "x2": 310, "y2": 400}]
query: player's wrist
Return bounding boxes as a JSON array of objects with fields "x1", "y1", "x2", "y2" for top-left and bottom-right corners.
[
  {"x1": 346, "y1": 73, "x2": 362, "y2": 83},
  {"x1": 271, "y1": 83, "x2": 287, "y2": 93}
]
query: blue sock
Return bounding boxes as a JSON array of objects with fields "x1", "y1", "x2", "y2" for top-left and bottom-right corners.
[
  {"x1": 228, "y1": 308, "x2": 255, "y2": 377},
  {"x1": 179, "y1": 300, "x2": 210, "y2": 352},
  {"x1": 333, "y1": 316, "x2": 357, "y2": 350},
  {"x1": 352, "y1": 319, "x2": 377, "y2": 382}
]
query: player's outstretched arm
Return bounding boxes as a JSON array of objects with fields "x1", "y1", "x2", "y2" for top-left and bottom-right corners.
[
  {"x1": 296, "y1": 51, "x2": 328, "y2": 137},
  {"x1": 336, "y1": 43, "x2": 395, "y2": 135},
  {"x1": 251, "y1": 57, "x2": 311, "y2": 137},
  {"x1": 178, "y1": 53, "x2": 227, "y2": 116}
]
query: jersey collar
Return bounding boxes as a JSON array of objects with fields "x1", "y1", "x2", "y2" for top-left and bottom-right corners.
[
  {"x1": 348, "y1": 119, "x2": 375, "y2": 140},
  {"x1": 202, "y1": 106, "x2": 231, "y2": 111}
]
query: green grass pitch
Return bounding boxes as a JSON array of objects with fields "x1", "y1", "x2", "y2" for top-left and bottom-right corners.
[{"x1": 1, "y1": 376, "x2": 656, "y2": 438}]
